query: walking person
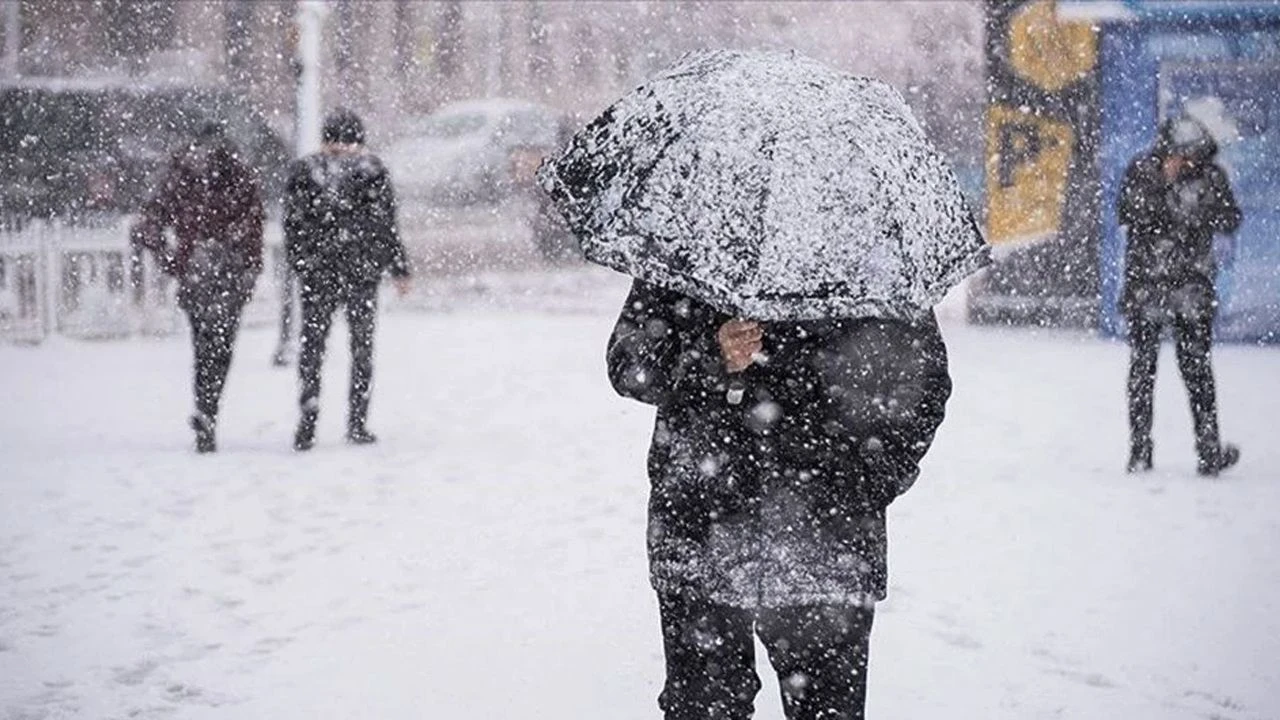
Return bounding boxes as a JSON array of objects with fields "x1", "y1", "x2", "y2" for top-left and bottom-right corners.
[
  {"x1": 1118, "y1": 116, "x2": 1243, "y2": 476},
  {"x1": 131, "y1": 120, "x2": 264, "y2": 453},
  {"x1": 539, "y1": 50, "x2": 988, "y2": 719},
  {"x1": 285, "y1": 109, "x2": 411, "y2": 451},
  {"x1": 608, "y1": 284, "x2": 952, "y2": 719}
]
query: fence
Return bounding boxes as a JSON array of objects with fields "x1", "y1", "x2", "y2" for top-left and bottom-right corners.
[{"x1": 0, "y1": 215, "x2": 288, "y2": 344}]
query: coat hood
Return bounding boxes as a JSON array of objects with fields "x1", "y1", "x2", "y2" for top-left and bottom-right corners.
[{"x1": 1155, "y1": 116, "x2": 1218, "y2": 164}]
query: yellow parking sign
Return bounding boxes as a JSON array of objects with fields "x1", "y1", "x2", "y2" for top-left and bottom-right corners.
[
  {"x1": 1010, "y1": 0, "x2": 1098, "y2": 93},
  {"x1": 985, "y1": 105, "x2": 1075, "y2": 245}
]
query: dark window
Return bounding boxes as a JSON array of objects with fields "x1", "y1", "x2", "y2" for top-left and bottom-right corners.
[
  {"x1": 102, "y1": 0, "x2": 175, "y2": 67},
  {"x1": 224, "y1": 1, "x2": 254, "y2": 83},
  {"x1": 435, "y1": 0, "x2": 464, "y2": 79}
]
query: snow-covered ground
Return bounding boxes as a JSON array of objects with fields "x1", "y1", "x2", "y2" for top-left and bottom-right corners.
[{"x1": 2, "y1": 270, "x2": 1279, "y2": 720}]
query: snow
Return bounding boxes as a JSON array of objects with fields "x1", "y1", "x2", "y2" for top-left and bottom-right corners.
[
  {"x1": 539, "y1": 50, "x2": 988, "y2": 323},
  {"x1": 3, "y1": 271, "x2": 1279, "y2": 719}
]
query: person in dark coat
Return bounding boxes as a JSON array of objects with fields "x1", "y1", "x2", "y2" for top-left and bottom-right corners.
[
  {"x1": 131, "y1": 120, "x2": 264, "y2": 453},
  {"x1": 285, "y1": 109, "x2": 411, "y2": 451},
  {"x1": 607, "y1": 280, "x2": 951, "y2": 720},
  {"x1": 1118, "y1": 116, "x2": 1242, "y2": 476}
]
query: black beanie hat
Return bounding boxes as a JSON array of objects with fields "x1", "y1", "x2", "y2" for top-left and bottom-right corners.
[{"x1": 322, "y1": 108, "x2": 365, "y2": 146}]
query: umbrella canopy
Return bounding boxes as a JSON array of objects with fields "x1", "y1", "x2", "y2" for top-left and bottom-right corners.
[{"x1": 539, "y1": 49, "x2": 990, "y2": 321}]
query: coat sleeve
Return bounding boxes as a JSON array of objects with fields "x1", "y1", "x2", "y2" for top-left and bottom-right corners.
[
  {"x1": 283, "y1": 160, "x2": 313, "y2": 275},
  {"x1": 1205, "y1": 165, "x2": 1242, "y2": 235},
  {"x1": 129, "y1": 155, "x2": 181, "y2": 275},
  {"x1": 1117, "y1": 159, "x2": 1145, "y2": 229},
  {"x1": 867, "y1": 314, "x2": 952, "y2": 502},
  {"x1": 606, "y1": 280, "x2": 728, "y2": 408},
  {"x1": 233, "y1": 165, "x2": 265, "y2": 276},
  {"x1": 370, "y1": 164, "x2": 411, "y2": 279}
]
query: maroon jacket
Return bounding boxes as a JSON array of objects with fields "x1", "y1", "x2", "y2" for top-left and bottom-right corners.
[{"x1": 131, "y1": 140, "x2": 264, "y2": 280}]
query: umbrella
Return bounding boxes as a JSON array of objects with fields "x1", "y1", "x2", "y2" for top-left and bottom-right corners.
[{"x1": 538, "y1": 49, "x2": 989, "y2": 321}]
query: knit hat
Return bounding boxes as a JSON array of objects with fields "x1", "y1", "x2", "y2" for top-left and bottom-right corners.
[{"x1": 322, "y1": 108, "x2": 365, "y2": 146}]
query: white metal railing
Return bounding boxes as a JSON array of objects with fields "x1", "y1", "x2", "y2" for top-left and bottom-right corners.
[{"x1": 0, "y1": 215, "x2": 287, "y2": 344}]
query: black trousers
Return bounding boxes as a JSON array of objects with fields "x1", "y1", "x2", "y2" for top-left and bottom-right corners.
[
  {"x1": 297, "y1": 280, "x2": 378, "y2": 431},
  {"x1": 1127, "y1": 311, "x2": 1221, "y2": 461},
  {"x1": 658, "y1": 593, "x2": 874, "y2": 720},
  {"x1": 184, "y1": 291, "x2": 247, "y2": 421}
]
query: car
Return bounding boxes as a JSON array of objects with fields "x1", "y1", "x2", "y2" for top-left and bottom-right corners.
[
  {"x1": 384, "y1": 98, "x2": 564, "y2": 206},
  {"x1": 0, "y1": 79, "x2": 289, "y2": 223}
]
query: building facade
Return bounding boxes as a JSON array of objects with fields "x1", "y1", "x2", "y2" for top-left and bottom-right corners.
[{"x1": 976, "y1": 0, "x2": 1280, "y2": 342}]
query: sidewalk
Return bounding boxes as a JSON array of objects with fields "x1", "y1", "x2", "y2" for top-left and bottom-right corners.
[{"x1": 2, "y1": 299, "x2": 1278, "y2": 719}]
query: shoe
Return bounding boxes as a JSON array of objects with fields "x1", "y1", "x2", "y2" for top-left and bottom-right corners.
[
  {"x1": 294, "y1": 414, "x2": 317, "y2": 452},
  {"x1": 1126, "y1": 441, "x2": 1152, "y2": 473},
  {"x1": 1197, "y1": 444, "x2": 1240, "y2": 477},
  {"x1": 190, "y1": 413, "x2": 216, "y2": 454},
  {"x1": 346, "y1": 426, "x2": 378, "y2": 445},
  {"x1": 271, "y1": 349, "x2": 290, "y2": 368}
]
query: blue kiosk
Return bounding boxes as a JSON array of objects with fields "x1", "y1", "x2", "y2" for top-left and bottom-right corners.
[{"x1": 1063, "y1": 0, "x2": 1280, "y2": 343}]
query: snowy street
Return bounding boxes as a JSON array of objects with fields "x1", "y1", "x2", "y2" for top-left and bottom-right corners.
[{"x1": 2, "y1": 270, "x2": 1279, "y2": 720}]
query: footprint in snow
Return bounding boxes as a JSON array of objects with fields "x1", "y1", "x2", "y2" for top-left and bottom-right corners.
[
  {"x1": 251, "y1": 570, "x2": 289, "y2": 587},
  {"x1": 933, "y1": 630, "x2": 983, "y2": 650},
  {"x1": 1184, "y1": 689, "x2": 1246, "y2": 712},
  {"x1": 112, "y1": 659, "x2": 159, "y2": 687},
  {"x1": 121, "y1": 555, "x2": 153, "y2": 569},
  {"x1": 931, "y1": 611, "x2": 959, "y2": 628},
  {"x1": 250, "y1": 636, "x2": 294, "y2": 655},
  {"x1": 1046, "y1": 667, "x2": 1117, "y2": 689},
  {"x1": 166, "y1": 684, "x2": 200, "y2": 700},
  {"x1": 1029, "y1": 645, "x2": 1081, "y2": 668}
]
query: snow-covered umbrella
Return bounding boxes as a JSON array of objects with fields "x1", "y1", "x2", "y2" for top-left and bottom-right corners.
[{"x1": 538, "y1": 49, "x2": 990, "y2": 322}]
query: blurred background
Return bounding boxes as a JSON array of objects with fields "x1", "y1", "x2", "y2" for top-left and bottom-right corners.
[
  {"x1": 0, "y1": 0, "x2": 1277, "y2": 344},
  {"x1": 0, "y1": 0, "x2": 985, "y2": 343}
]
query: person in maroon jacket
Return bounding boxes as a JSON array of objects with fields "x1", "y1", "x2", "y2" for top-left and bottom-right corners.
[{"x1": 131, "y1": 120, "x2": 264, "y2": 453}]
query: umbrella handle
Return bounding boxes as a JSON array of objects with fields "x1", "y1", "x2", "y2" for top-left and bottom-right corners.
[
  {"x1": 725, "y1": 351, "x2": 767, "y2": 406},
  {"x1": 726, "y1": 378, "x2": 746, "y2": 405}
]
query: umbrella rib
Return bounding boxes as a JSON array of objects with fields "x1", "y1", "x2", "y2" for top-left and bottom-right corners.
[{"x1": 747, "y1": 130, "x2": 779, "y2": 306}]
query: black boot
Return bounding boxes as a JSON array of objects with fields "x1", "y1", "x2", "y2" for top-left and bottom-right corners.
[
  {"x1": 1127, "y1": 439, "x2": 1152, "y2": 473},
  {"x1": 346, "y1": 425, "x2": 378, "y2": 445},
  {"x1": 1197, "y1": 444, "x2": 1240, "y2": 477},
  {"x1": 190, "y1": 413, "x2": 216, "y2": 454},
  {"x1": 294, "y1": 412, "x2": 318, "y2": 452}
]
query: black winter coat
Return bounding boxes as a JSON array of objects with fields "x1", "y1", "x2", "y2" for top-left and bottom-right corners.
[
  {"x1": 284, "y1": 149, "x2": 411, "y2": 295},
  {"x1": 608, "y1": 281, "x2": 951, "y2": 608},
  {"x1": 1118, "y1": 136, "x2": 1241, "y2": 320}
]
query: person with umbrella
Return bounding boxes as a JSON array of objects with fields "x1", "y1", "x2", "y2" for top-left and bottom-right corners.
[
  {"x1": 131, "y1": 120, "x2": 264, "y2": 454},
  {"x1": 285, "y1": 109, "x2": 412, "y2": 451},
  {"x1": 1118, "y1": 116, "x2": 1242, "y2": 476},
  {"x1": 540, "y1": 50, "x2": 988, "y2": 720}
]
